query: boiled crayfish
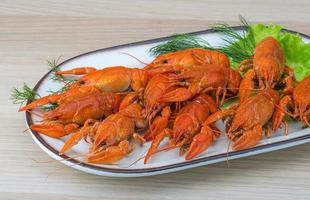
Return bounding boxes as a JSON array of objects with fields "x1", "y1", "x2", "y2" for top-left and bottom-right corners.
[
  {"x1": 272, "y1": 74, "x2": 310, "y2": 133},
  {"x1": 205, "y1": 89, "x2": 279, "y2": 150},
  {"x1": 144, "y1": 48, "x2": 230, "y2": 73},
  {"x1": 238, "y1": 36, "x2": 294, "y2": 102},
  {"x1": 144, "y1": 94, "x2": 220, "y2": 163},
  {"x1": 19, "y1": 66, "x2": 150, "y2": 111},
  {"x1": 60, "y1": 103, "x2": 146, "y2": 164},
  {"x1": 31, "y1": 92, "x2": 121, "y2": 138}
]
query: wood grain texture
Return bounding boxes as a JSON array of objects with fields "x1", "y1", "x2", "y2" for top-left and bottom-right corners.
[{"x1": 1, "y1": 1, "x2": 310, "y2": 199}]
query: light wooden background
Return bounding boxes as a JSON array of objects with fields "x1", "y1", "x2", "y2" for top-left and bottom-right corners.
[{"x1": 1, "y1": 1, "x2": 310, "y2": 199}]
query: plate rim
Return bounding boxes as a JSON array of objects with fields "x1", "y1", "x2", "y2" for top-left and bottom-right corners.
[{"x1": 25, "y1": 26, "x2": 310, "y2": 176}]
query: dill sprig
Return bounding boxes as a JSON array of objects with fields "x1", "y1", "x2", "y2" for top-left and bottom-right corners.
[
  {"x1": 42, "y1": 102, "x2": 59, "y2": 111},
  {"x1": 11, "y1": 83, "x2": 39, "y2": 105},
  {"x1": 46, "y1": 85, "x2": 69, "y2": 95},
  {"x1": 212, "y1": 16, "x2": 256, "y2": 64},
  {"x1": 47, "y1": 57, "x2": 74, "y2": 97},
  {"x1": 11, "y1": 84, "x2": 59, "y2": 111},
  {"x1": 11, "y1": 58, "x2": 74, "y2": 111},
  {"x1": 149, "y1": 34, "x2": 214, "y2": 56},
  {"x1": 48, "y1": 57, "x2": 75, "y2": 84},
  {"x1": 149, "y1": 17, "x2": 256, "y2": 67}
]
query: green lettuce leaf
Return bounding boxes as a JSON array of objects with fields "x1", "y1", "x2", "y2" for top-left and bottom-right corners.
[
  {"x1": 221, "y1": 98, "x2": 239, "y2": 109},
  {"x1": 279, "y1": 32, "x2": 310, "y2": 81},
  {"x1": 251, "y1": 24, "x2": 283, "y2": 43}
]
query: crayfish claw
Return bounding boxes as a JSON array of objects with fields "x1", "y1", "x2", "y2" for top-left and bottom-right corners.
[
  {"x1": 272, "y1": 95, "x2": 292, "y2": 132},
  {"x1": 144, "y1": 128, "x2": 171, "y2": 164},
  {"x1": 185, "y1": 125, "x2": 217, "y2": 160},
  {"x1": 88, "y1": 140, "x2": 132, "y2": 164},
  {"x1": 233, "y1": 125, "x2": 262, "y2": 151},
  {"x1": 144, "y1": 106, "x2": 171, "y2": 141},
  {"x1": 31, "y1": 122, "x2": 79, "y2": 138},
  {"x1": 55, "y1": 67, "x2": 97, "y2": 75},
  {"x1": 60, "y1": 123, "x2": 93, "y2": 154}
]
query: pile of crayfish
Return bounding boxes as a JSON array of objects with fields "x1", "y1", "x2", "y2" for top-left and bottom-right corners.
[{"x1": 19, "y1": 36, "x2": 310, "y2": 164}]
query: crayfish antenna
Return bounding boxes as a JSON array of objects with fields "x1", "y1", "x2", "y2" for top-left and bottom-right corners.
[
  {"x1": 119, "y1": 51, "x2": 148, "y2": 65},
  {"x1": 225, "y1": 138, "x2": 233, "y2": 168},
  {"x1": 26, "y1": 110, "x2": 43, "y2": 118},
  {"x1": 238, "y1": 59, "x2": 253, "y2": 72},
  {"x1": 204, "y1": 109, "x2": 234, "y2": 125},
  {"x1": 44, "y1": 154, "x2": 88, "y2": 180}
]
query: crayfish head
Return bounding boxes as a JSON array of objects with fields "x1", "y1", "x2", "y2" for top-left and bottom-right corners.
[
  {"x1": 131, "y1": 69, "x2": 150, "y2": 92},
  {"x1": 254, "y1": 57, "x2": 283, "y2": 89}
]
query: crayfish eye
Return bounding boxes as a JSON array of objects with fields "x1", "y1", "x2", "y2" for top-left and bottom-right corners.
[
  {"x1": 51, "y1": 116, "x2": 59, "y2": 120},
  {"x1": 78, "y1": 80, "x2": 85, "y2": 85},
  {"x1": 161, "y1": 59, "x2": 168, "y2": 64}
]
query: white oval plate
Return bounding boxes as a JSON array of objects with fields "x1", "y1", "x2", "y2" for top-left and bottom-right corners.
[{"x1": 26, "y1": 26, "x2": 310, "y2": 177}]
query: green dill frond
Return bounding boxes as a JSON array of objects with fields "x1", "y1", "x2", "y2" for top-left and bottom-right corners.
[
  {"x1": 149, "y1": 34, "x2": 214, "y2": 56},
  {"x1": 11, "y1": 83, "x2": 39, "y2": 105},
  {"x1": 212, "y1": 16, "x2": 255, "y2": 64},
  {"x1": 41, "y1": 102, "x2": 58, "y2": 111},
  {"x1": 48, "y1": 57, "x2": 75, "y2": 83},
  {"x1": 46, "y1": 85, "x2": 69, "y2": 96},
  {"x1": 47, "y1": 57, "x2": 74, "y2": 97}
]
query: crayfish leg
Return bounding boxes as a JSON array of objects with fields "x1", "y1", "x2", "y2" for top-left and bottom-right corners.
[
  {"x1": 281, "y1": 66, "x2": 295, "y2": 95},
  {"x1": 195, "y1": 94, "x2": 218, "y2": 114},
  {"x1": 133, "y1": 133, "x2": 146, "y2": 146},
  {"x1": 302, "y1": 109, "x2": 310, "y2": 128},
  {"x1": 238, "y1": 59, "x2": 253, "y2": 72},
  {"x1": 119, "y1": 92, "x2": 138, "y2": 110},
  {"x1": 215, "y1": 87, "x2": 227, "y2": 106},
  {"x1": 204, "y1": 108, "x2": 235, "y2": 125}
]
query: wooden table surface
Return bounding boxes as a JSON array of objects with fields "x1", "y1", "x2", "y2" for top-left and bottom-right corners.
[{"x1": 1, "y1": 1, "x2": 310, "y2": 199}]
